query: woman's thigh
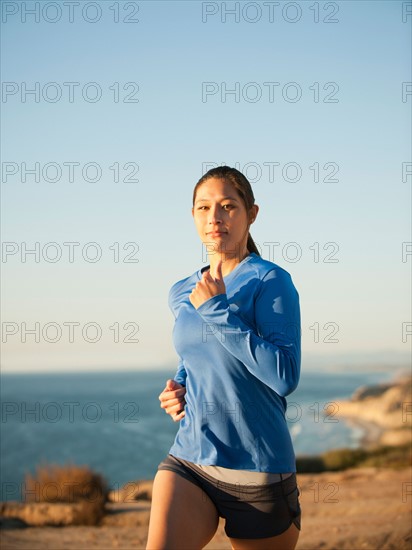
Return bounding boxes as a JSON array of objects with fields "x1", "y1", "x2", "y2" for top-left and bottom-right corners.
[
  {"x1": 229, "y1": 521, "x2": 300, "y2": 550},
  {"x1": 146, "y1": 469, "x2": 220, "y2": 550}
]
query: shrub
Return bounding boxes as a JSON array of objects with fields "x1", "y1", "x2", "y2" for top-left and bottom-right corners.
[
  {"x1": 321, "y1": 448, "x2": 368, "y2": 471},
  {"x1": 296, "y1": 443, "x2": 411, "y2": 473},
  {"x1": 357, "y1": 443, "x2": 411, "y2": 469},
  {"x1": 296, "y1": 455, "x2": 325, "y2": 473},
  {"x1": 23, "y1": 462, "x2": 109, "y2": 525}
]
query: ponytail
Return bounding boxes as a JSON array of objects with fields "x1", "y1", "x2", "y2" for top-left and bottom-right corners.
[{"x1": 247, "y1": 233, "x2": 260, "y2": 257}]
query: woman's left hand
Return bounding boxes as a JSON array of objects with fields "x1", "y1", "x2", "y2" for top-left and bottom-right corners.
[{"x1": 190, "y1": 259, "x2": 226, "y2": 310}]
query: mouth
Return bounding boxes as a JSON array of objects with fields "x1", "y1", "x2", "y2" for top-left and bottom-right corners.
[{"x1": 207, "y1": 231, "x2": 227, "y2": 237}]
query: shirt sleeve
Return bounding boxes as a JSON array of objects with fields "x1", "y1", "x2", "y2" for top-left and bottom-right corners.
[
  {"x1": 173, "y1": 356, "x2": 187, "y2": 387},
  {"x1": 194, "y1": 268, "x2": 301, "y2": 397},
  {"x1": 168, "y1": 285, "x2": 187, "y2": 387}
]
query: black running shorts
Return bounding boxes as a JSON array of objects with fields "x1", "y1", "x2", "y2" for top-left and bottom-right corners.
[{"x1": 157, "y1": 453, "x2": 302, "y2": 539}]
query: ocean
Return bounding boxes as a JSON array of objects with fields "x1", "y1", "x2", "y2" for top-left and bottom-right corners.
[{"x1": 0, "y1": 367, "x2": 400, "y2": 501}]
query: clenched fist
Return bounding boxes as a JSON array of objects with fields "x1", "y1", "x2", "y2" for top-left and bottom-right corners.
[
  {"x1": 159, "y1": 379, "x2": 187, "y2": 422},
  {"x1": 189, "y1": 259, "x2": 226, "y2": 310}
]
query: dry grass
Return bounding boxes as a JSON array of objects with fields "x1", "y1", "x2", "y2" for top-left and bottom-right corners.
[{"x1": 23, "y1": 462, "x2": 109, "y2": 525}]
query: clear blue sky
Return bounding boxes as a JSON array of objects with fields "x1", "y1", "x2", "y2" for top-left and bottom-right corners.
[{"x1": 1, "y1": 0, "x2": 411, "y2": 373}]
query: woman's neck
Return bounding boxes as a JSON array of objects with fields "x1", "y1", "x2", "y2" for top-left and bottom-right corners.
[{"x1": 208, "y1": 249, "x2": 250, "y2": 278}]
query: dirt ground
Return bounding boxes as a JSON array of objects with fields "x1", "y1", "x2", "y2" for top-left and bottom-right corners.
[{"x1": 1, "y1": 466, "x2": 411, "y2": 549}]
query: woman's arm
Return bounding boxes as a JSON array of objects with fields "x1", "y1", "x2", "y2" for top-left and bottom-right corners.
[
  {"x1": 173, "y1": 359, "x2": 187, "y2": 387},
  {"x1": 166, "y1": 286, "x2": 188, "y2": 420},
  {"x1": 195, "y1": 269, "x2": 301, "y2": 397}
]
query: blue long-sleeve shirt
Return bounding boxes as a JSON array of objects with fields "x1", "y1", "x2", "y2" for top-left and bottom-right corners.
[{"x1": 167, "y1": 252, "x2": 301, "y2": 472}]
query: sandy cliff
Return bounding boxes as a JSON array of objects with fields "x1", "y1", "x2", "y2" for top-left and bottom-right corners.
[{"x1": 325, "y1": 373, "x2": 412, "y2": 448}]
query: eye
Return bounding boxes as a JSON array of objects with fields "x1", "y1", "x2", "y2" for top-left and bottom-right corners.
[
  {"x1": 222, "y1": 204, "x2": 234, "y2": 210},
  {"x1": 197, "y1": 206, "x2": 208, "y2": 210}
]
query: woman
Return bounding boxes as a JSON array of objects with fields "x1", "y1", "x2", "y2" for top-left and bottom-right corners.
[{"x1": 146, "y1": 166, "x2": 302, "y2": 550}]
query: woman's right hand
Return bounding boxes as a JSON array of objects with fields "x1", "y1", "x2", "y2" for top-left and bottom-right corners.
[{"x1": 159, "y1": 379, "x2": 186, "y2": 422}]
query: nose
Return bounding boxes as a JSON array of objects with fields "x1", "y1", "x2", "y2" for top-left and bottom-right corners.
[{"x1": 208, "y1": 205, "x2": 222, "y2": 225}]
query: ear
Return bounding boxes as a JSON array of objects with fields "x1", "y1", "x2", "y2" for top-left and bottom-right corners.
[
  {"x1": 249, "y1": 204, "x2": 259, "y2": 224},
  {"x1": 191, "y1": 207, "x2": 194, "y2": 218}
]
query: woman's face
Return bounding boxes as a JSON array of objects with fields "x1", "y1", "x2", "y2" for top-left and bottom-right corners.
[{"x1": 192, "y1": 177, "x2": 255, "y2": 256}]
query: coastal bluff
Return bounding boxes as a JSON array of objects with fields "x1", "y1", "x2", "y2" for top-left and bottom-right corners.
[{"x1": 325, "y1": 372, "x2": 412, "y2": 448}]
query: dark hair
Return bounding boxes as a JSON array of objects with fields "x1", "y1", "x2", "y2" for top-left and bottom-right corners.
[{"x1": 192, "y1": 166, "x2": 260, "y2": 257}]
